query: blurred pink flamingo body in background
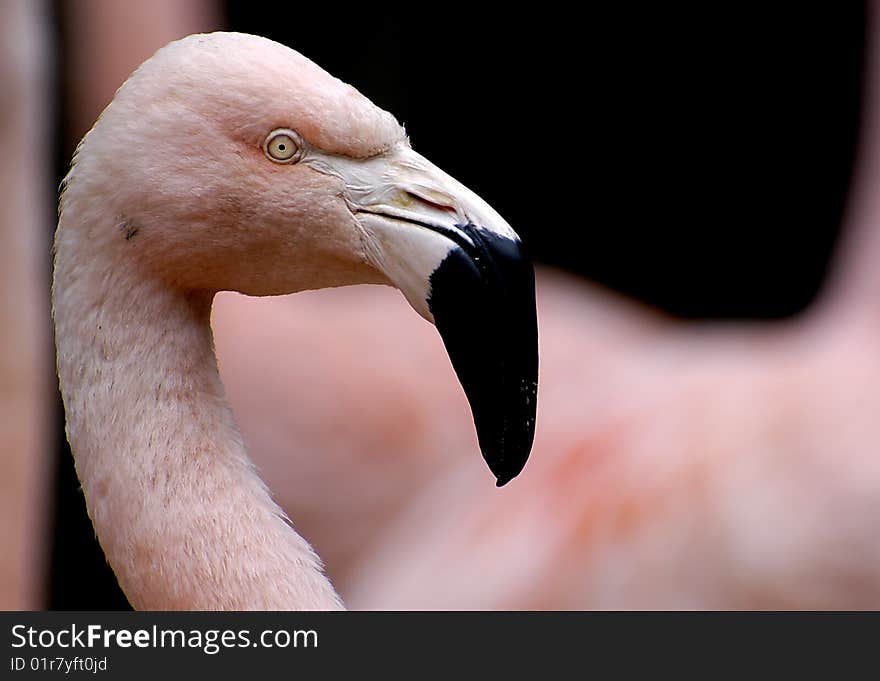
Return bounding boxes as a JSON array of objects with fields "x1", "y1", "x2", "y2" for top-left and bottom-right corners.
[{"x1": 214, "y1": 266, "x2": 880, "y2": 608}]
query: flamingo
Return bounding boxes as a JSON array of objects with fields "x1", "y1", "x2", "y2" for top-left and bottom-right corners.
[{"x1": 52, "y1": 32, "x2": 538, "y2": 610}]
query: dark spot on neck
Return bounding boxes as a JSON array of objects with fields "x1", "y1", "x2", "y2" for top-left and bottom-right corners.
[{"x1": 118, "y1": 219, "x2": 140, "y2": 241}]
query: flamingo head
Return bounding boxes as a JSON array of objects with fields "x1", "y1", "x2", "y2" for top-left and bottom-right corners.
[{"x1": 65, "y1": 31, "x2": 537, "y2": 485}]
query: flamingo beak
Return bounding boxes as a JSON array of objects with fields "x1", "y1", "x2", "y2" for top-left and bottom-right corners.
[{"x1": 307, "y1": 144, "x2": 538, "y2": 485}]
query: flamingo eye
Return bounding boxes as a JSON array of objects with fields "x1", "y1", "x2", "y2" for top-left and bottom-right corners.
[{"x1": 264, "y1": 129, "x2": 303, "y2": 163}]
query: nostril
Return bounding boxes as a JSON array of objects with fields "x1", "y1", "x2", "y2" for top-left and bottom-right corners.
[{"x1": 404, "y1": 189, "x2": 458, "y2": 215}]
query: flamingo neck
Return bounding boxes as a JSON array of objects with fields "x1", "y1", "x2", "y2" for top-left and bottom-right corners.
[{"x1": 53, "y1": 225, "x2": 343, "y2": 610}]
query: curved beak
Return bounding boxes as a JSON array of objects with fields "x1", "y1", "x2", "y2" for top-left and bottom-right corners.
[{"x1": 305, "y1": 143, "x2": 538, "y2": 486}]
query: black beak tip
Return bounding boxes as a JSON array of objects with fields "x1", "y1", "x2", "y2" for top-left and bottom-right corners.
[
  {"x1": 486, "y1": 439, "x2": 531, "y2": 487},
  {"x1": 495, "y1": 473, "x2": 515, "y2": 488},
  {"x1": 428, "y1": 223, "x2": 539, "y2": 489}
]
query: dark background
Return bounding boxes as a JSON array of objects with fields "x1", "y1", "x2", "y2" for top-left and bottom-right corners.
[{"x1": 48, "y1": 3, "x2": 867, "y2": 608}]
